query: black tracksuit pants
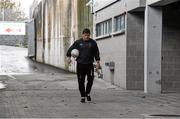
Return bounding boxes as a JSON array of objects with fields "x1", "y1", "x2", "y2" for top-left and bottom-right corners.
[{"x1": 77, "y1": 63, "x2": 94, "y2": 97}]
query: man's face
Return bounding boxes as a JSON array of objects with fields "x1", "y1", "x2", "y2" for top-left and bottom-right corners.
[{"x1": 83, "y1": 33, "x2": 90, "y2": 41}]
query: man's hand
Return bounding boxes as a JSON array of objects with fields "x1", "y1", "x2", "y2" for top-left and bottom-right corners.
[
  {"x1": 96, "y1": 60, "x2": 101, "y2": 70},
  {"x1": 66, "y1": 57, "x2": 72, "y2": 65}
]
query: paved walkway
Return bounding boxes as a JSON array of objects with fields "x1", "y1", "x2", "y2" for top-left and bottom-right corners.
[
  {"x1": 0, "y1": 45, "x2": 180, "y2": 118},
  {"x1": 0, "y1": 72, "x2": 180, "y2": 118}
]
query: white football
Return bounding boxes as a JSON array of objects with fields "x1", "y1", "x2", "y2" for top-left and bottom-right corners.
[{"x1": 71, "y1": 49, "x2": 79, "y2": 58}]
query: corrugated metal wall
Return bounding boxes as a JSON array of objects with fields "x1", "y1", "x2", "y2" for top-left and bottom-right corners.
[{"x1": 31, "y1": 0, "x2": 92, "y2": 72}]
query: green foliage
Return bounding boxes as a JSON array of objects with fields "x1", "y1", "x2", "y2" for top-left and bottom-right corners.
[
  {"x1": 0, "y1": 0, "x2": 27, "y2": 21},
  {"x1": 0, "y1": 0, "x2": 15, "y2": 9}
]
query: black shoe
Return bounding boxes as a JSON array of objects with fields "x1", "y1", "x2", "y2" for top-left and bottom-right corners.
[
  {"x1": 80, "y1": 97, "x2": 85, "y2": 103},
  {"x1": 86, "y1": 94, "x2": 91, "y2": 101}
]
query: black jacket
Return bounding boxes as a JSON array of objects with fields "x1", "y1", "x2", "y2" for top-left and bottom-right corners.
[{"x1": 66, "y1": 38, "x2": 100, "y2": 64}]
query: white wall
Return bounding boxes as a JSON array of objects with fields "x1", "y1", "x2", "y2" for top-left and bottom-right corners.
[
  {"x1": 93, "y1": 0, "x2": 117, "y2": 12},
  {"x1": 94, "y1": 0, "x2": 127, "y2": 89}
]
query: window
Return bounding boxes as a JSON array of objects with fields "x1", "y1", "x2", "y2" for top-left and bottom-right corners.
[
  {"x1": 114, "y1": 14, "x2": 125, "y2": 32},
  {"x1": 96, "y1": 19, "x2": 112, "y2": 37}
]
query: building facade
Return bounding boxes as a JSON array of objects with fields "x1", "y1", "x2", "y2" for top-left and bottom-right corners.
[
  {"x1": 93, "y1": 0, "x2": 145, "y2": 90},
  {"x1": 93, "y1": 0, "x2": 180, "y2": 93},
  {"x1": 29, "y1": 0, "x2": 180, "y2": 93}
]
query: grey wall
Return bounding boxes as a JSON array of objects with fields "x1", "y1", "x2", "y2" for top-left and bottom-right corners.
[
  {"x1": 93, "y1": 0, "x2": 117, "y2": 12},
  {"x1": 97, "y1": 35, "x2": 127, "y2": 88},
  {"x1": 0, "y1": 35, "x2": 25, "y2": 46},
  {"x1": 147, "y1": 0, "x2": 179, "y2": 6},
  {"x1": 27, "y1": 20, "x2": 35, "y2": 58},
  {"x1": 126, "y1": 0, "x2": 146, "y2": 11},
  {"x1": 94, "y1": 0, "x2": 145, "y2": 89},
  {"x1": 126, "y1": 12, "x2": 144, "y2": 90},
  {"x1": 144, "y1": 6, "x2": 162, "y2": 94},
  {"x1": 94, "y1": 0, "x2": 127, "y2": 89},
  {"x1": 162, "y1": 2, "x2": 180, "y2": 92}
]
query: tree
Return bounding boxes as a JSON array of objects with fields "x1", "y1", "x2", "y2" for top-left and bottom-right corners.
[
  {"x1": 0, "y1": 0, "x2": 15, "y2": 9},
  {"x1": 0, "y1": 0, "x2": 27, "y2": 21}
]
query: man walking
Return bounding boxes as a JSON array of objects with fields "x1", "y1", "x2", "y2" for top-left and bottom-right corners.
[{"x1": 66, "y1": 28, "x2": 100, "y2": 103}]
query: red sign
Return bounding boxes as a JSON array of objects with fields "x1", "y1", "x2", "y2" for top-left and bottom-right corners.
[{"x1": 0, "y1": 22, "x2": 25, "y2": 35}]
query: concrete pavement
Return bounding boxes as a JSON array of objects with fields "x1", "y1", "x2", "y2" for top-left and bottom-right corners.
[
  {"x1": 0, "y1": 71, "x2": 180, "y2": 118},
  {"x1": 0, "y1": 45, "x2": 180, "y2": 118}
]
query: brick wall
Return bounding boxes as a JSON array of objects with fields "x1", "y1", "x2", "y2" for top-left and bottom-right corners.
[
  {"x1": 126, "y1": 12, "x2": 144, "y2": 90},
  {"x1": 162, "y1": 2, "x2": 180, "y2": 92}
]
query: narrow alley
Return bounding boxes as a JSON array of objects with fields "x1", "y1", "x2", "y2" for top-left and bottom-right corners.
[{"x1": 0, "y1": 45, "x2": 180, "y2": 118}]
